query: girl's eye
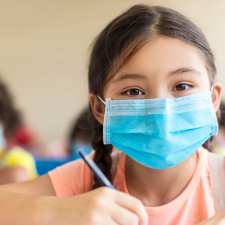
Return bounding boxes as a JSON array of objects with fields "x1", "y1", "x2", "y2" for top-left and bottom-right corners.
[
  {"x1": 174, "y1": 83, "x2": 193, "y2": 91},
  {"x1": 121, "y1": 88, "x2": 145, "y2": 96}
]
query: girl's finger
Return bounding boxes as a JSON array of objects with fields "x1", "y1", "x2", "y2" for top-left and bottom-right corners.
[
  {"x1": 110, "y1": 203, "x2": 140, "y2": 225},
  {"x1": 113, "y1": 191, "x2": 148, "y2": 225}
]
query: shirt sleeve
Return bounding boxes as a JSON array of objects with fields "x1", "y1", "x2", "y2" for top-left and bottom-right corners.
[{"x1": 48, "y1": 159, "x2": 93, "y2": 197}]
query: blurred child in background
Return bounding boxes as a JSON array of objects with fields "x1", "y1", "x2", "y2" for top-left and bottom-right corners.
[
  {"x1": 67, "y1": 106, "x2": 93, "y2": 158},
  {"x1": 0, "y1": 78, "x2": 37, "y2": 183},
  {"x1": 35, "y1": 106, "x2": 93, "y2": 175},
  {"x1": 0, "y1": 79, "x2": 41, "y2": 152}
]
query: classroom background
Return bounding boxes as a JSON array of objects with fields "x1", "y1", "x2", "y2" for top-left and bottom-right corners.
[{"x1": 0, "y1": 0, "x2": 225, "y2": 179}]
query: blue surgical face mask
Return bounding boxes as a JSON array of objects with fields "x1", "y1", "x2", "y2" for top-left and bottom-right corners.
[{"x1": 99, "y1": 92, "x2": 218, "y2": 170}]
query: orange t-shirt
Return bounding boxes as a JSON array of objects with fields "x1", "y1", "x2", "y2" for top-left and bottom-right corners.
[{"x1": 49, "y1": 148, "x2": 216, "y2": 225}]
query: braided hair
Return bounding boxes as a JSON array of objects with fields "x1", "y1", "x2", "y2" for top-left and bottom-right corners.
[{"x1": 88, "y1": 5, "x2": 217, "y2": 188}]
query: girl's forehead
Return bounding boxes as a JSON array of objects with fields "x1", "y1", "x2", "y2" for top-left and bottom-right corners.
[{"x1": 112, "y1": 36, "x2": 208, "y2": 80}]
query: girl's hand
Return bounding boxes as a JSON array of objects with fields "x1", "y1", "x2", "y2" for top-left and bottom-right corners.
[
  {"x1": 197, "y1": 212, "x2": 225, "y2": 225},
  {"x1": 53, "y1": 187, "x2": 148, "y2": 225}
]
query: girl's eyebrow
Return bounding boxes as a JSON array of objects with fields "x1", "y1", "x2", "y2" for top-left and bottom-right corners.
[
  {"x1": 111, "y1": 67, "x2": 201, "y2": 83},
  {"x1": 111, "y1": 73, "x2": 147, "y2": 82},
  {"x1": 168, "y1": 67, "x2": 202, "y2": 76}
]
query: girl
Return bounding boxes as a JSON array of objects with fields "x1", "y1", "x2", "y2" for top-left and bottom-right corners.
[{"x1": 0, "y1": 4, "x2": 224, "y2": 225}]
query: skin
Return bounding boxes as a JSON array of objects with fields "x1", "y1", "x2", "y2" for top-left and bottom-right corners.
[
  {"x1": 0, "y1": 36, "x2": 223, "y2": 225},
  {"x1": 0, "y1": 166, "x2": 29, "y2": 185}
]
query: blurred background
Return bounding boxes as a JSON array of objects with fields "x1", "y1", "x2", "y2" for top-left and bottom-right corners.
[
  {"x1": 0, "y1": 0, "x2": 224, "y2": 180},
  {"x1": 0, "y1": 0, "x2": 224, "y2": 142}
]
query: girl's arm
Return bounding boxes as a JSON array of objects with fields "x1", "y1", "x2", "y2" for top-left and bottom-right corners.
[
  {"x1": 0, "y1": 189, "x2": 56, "y2": 225},
  {"x1": 0, "y1": 174, "x2": 56, "y2": 195},
  {"x1": 0, "y1": 178, "x2": 148, "y2": 225},
  {"x1": 0, "y1": 175, "x2": 57, "y2": 224}
]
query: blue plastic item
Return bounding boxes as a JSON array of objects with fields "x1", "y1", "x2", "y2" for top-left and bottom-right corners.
[{"x1": 35, "y1": 157, "x2": 76, "y2": 175}]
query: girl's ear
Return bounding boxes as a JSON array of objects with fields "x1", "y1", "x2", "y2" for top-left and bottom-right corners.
[
  {"x1": 212, "y1": 82, "x2": 223, "y2": 111},
  {"x1": 89, "y1": 94, "x2": 105, "y2": 125}
]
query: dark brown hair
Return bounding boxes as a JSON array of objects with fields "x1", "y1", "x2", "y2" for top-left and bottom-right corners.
[
  {"x1": 0, "y1": 78, "x2": 23, "y2": 139},
  {"x1": 88, "y1": 4, "x2": 216, "y2": 188}
]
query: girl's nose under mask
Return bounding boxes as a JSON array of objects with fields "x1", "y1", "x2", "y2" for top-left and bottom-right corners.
[{"x1": 99, "y1": 92, "x2": 218, "y2": 170}]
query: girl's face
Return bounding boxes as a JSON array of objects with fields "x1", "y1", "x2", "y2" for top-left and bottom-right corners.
[{"x1": 91, "y1": 36, "x2": 222, "y2": 124}]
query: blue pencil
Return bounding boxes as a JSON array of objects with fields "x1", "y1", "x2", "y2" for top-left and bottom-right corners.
[{"x1": 78, "y1": 150, "x2": 114, "y2": 189}]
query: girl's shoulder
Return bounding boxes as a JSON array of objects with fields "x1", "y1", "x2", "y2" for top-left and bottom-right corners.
[
  {"x1": 48, "y1": 150, "x2": 125, "y2": 197},
  {"x1": 207, "y1": 149, "x2": 225, "y2": 211}
]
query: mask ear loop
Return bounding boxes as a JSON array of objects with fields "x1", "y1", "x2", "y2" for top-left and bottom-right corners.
[
  {"x1": 211, "y1": 83, "x2": 214, "y2": 93},
  {"x1": 210, "y1": 79, "x2": 215, "y2": 99},
  {"x1": 97, "y1": 96, "x2": 106, "y2": 105},
  {"x1": 97, "y1": 96, "x2": 112, "y2": 105}
]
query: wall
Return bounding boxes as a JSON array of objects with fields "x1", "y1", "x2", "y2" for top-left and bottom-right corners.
[{"x1": 0, "y1": 0, "x2": 224, "y2": 141}]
